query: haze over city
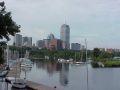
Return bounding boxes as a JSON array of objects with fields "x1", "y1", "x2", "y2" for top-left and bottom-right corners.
[{"x1": 4, "y1": 0, "x2": 120, "y2": 49}]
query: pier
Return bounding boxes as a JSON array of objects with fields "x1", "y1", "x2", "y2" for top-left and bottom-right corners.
[{"x1": 6, "y1": 62, "x2": 57, "y2": 90}]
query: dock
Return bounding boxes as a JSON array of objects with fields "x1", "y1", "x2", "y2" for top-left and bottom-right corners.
[
  {"x1": 6, "y1": 61, "x2": 58, "y2": 90},
  {"x1": 26, "y1": 81, "x2": 57, "y2": 90}
]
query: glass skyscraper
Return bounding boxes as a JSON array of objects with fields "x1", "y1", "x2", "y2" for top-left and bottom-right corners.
[{"x1": 60, "y1": 24, "x2": 70, "y2": 49}]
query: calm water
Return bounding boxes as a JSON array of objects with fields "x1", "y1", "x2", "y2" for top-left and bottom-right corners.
[
  {"x1": 1, "y1": 60, "x2": 120, "y2": 90},
  {"x1": 21, "y1": 60, "x2": 120, "y2": 90}
]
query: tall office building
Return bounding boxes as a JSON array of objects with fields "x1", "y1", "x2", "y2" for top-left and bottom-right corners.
[
  {"x1": 22, "y1": 37, "x2": 32, "y2": 47},
  {"x1": 14, "y1": 34, "x2": 22, "y2": 47},
  {"x1": 60, "y1": 24, "x2": 70, "y2": 49}
]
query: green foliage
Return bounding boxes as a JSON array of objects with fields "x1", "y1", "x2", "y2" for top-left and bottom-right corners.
[
  {"x1": 29, "y1": 49, "x2": 89, "y2": 61},
  {"x1": 0, "y1": 2, "x2": 20, "y2": 64},
  {"x1": 104, "y1": 60, "x2": 120, "y2": 67},
  {"x1": 93, "y1": 48, "x2": 100, "y2": 58},
  {"x1": 9, "y1": 46, "x2": 32, "y2": 58},
  {"x1": 0, "y1": 1, "x2": 20, "y2": 41}
]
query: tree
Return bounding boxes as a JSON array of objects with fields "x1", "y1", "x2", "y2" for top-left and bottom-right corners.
[
  {"x1": 0, "y1": 1, "x2": 20, "y2": 64},
  {"x1": 93, "y1": 48, "x2": 100, "y2": 58}
]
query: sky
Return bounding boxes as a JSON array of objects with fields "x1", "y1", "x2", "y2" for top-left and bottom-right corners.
[{"x1": 3, "y1": 0, "x2": 120, "y2": 49}]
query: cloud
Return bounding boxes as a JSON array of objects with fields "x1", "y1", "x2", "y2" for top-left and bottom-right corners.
[{"x1": 3, "y1": 0, "x2": 120, "y2": 49}]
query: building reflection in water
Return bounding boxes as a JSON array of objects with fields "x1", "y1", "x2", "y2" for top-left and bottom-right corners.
[
  {"x1": 35, "y1": 60, "x2": 70, "y2": 86},
  {"x1": 59, "y1": 63, "x2": 69, "y2": 86},
  {"x1": 46, "y1": 62, "x2": 57, "y2": 75}
]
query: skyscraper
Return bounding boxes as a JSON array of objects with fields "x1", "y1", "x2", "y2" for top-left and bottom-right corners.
[
  {"x1": 22, "y1": 37, "x2": 32, "y2": 47},
  {"x1": 14, "y1": 34, "x2": 22, "y2": 47},
  {"x1": 60, "y1": 24, "x2": 70, "y2": 49}
]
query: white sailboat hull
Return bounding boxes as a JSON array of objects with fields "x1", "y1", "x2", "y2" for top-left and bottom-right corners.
[{"x1": 11, "y1": 78, "x2": 26, "y2": 89}]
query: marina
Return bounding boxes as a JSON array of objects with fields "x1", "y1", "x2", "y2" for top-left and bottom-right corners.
[
  {"x1": 3, "y1": 59, "x2": 57, "y2": 90},
  {"x1": 1, "y1": 59, "x2": 120, "y2": 90}
]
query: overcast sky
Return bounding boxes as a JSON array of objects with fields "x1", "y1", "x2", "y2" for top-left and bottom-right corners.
[{"x1": 4, "y1": 0, "x2": 120, "y2": 49}]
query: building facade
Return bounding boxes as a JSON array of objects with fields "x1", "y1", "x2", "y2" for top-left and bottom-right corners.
[
  {"x1": 49, "y1": 39, "x2": 63, "y2": 50},
  {"x1": 47, "y1": 33, "x2": 55, "y2": 40},
  {"x1": 36, "y1": 40, "x2": 45, "y2": 49},
  {"x1": 60, "y1": 24, "x2": 70, "y2": 49},
  {"x1": 71, "y1": 43, "x2": 81, "y2": 51},
  {"x1": 43, "y1": 39, "x2": 50, "y2": 49},
  {"x1": 14, "y1": 34, "x2": 22, "y2": 47},
  {"x1": 22, "y1": 37, "x2": 32, "y2": 47}
]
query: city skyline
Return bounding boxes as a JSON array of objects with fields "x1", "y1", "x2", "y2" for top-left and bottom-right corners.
[{"x1": 4, "y1": 0, "x2": 120, "y2": 49}]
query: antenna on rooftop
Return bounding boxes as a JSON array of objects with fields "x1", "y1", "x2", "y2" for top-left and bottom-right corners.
[{"x1": 65, "y1": 17, "x2": 67, "y2": 24}]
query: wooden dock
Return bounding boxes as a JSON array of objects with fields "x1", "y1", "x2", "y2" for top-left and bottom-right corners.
[
  {"x1": 26, "y1": 81, "x2": 57, "y2": 90},
  {"x1": 6, "y1": 62, "x2": 58, "y2": 90},
  {"x1": 7, "y1": 62, "x2": 21, "y2": 77}
]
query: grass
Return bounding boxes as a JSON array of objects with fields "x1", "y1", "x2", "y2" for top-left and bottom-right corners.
[
  {"x1": 104, "y1": 60, "x2": 120, "y2": 67},
  {"x1": 92, "y1": 58, "x2": 120, "y2": 68}
]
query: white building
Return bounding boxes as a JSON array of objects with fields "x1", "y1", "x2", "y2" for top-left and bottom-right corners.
[{"x1": 14, "y1": 34, "x2": 22, "y2": 47}]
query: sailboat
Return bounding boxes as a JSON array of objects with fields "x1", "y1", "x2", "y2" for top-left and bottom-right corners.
[
  {"x1": 11, "y1": 78, "x2": 26, "y2": 89},
  {"x1": 0, "y1": 70, "x2": 8, "y2": 78},
  {"x1": 74, "y1": 39, "x2": 87, "y2": 65},
  {"x1": 74, "y1": 52, "x2": 84, "y2": 65},
  {"x1": 20, "y1": 50, "x2": 32, "y2": 68},
  {"x1": 11, "y1": 51, "x2": 27, "y2": 89},
  {"x1": 0, "y1": 45, "x2": 9, "y2": 79}
]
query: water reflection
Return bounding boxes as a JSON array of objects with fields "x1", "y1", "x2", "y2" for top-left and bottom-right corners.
[
  {"x1": 59, "y1": 63, "x2": 69, "y2": 86},
  {"x1": 34, "y1": 60, "x2": 69, "y2": 86},
  {"x1": 19, "y1": 60, "x2": 120, "y2": 90},
  {"x1": 0, "y1": 82, "x2": 8, "y2": 90}
]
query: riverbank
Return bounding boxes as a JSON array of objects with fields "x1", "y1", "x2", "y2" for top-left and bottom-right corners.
[{"x1": 92, "y1": 60, "x2": 120, "y2": 68}]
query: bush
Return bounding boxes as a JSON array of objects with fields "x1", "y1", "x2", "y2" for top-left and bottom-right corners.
[{"x1": 104, "y1": 60, "x2": 120, "y2": 67}]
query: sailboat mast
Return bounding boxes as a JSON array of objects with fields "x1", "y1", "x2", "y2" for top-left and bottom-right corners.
[
  {"x1": 85, "y1": 39, "x2": 87, "y2": 62},
  {"x1": 7, "y1": 45, "x2": 9, "y2": 66}
]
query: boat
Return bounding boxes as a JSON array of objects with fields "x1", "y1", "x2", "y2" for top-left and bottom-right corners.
[
  {"x1": 75, "y1": 61, "x2": 85, "y2": 64},
  {"x1": 0, "y1": 70, "x2": 8, "y2": 78},
  {"x1": 11, "y1": 78, "x2": 26, "y2": 89},
  {"x1": 11, "y1": 58, "x2": 27, "y2": 89},
  {"x1": 20, "y1": 58, "x2": 32, "y2": 68},
  {"x1": 21, "y1": 64, "x2": 32, "y2": 68}
]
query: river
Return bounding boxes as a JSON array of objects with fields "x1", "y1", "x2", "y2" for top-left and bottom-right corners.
[
  {"x1": 21, "y1": 60, "x2": 120, "y2": 90},
  {"x1": 1, "y1": 60, "x2": 120, "y2": 90}
]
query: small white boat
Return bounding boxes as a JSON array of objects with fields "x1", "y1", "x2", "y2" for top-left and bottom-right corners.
[
  {"x1": 21, "y1": 58, "x2": 32, "y2": 68},
  {"x1": 11, "y1": 78, "x2": 26, "y2": 89},
  {"x1": 0, "y1": 70, "x2": 8, "y2": 77},
  {"x1": 74, "y1": 62, "x2": 85, "y2": 65},
  {"x1": 21, "y1": 63, "x2": 32, "y2": 68}
]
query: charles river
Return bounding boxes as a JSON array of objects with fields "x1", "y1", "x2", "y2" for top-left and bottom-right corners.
[{"x1": 1, "y1": 60, "x2": 120, "y2": 90}]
